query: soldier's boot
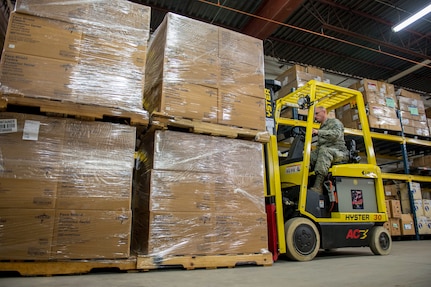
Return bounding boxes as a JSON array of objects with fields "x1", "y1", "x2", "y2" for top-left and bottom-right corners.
[{"x1": 310, "y1": 174, "x2": 325, "y2": 195}]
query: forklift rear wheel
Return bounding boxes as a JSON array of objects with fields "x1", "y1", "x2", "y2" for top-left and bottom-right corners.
[
  {"x1": 369, "y1": 226, "x2": 392, "y2": 255},
  {"x1": 285, "y1": 217, "x2": 320, "y2": 261}
]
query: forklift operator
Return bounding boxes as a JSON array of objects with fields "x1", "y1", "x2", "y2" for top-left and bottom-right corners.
[{"x1": 310, "y1": 106, "x2": 349, "y2": 194}]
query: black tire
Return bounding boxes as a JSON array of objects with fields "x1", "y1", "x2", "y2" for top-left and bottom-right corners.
[
  {"x1": 284, "y1": 217, "x2": 320, "y2": 261},
  {"x1": 369, "y1": 226, "x2": 392, "y2": 255}
]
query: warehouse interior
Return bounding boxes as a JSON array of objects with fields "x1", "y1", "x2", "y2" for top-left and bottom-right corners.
[
  {"x1": 130, "y1": 0, "x2": 431, "y2": 103},
  {"x1": 1, "y1": 0, "x2": 431, "y2": 280}
]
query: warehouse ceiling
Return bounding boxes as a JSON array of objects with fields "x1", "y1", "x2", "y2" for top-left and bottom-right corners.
[{"x1": 132, "y1": 0, "x2": 431, "y2": 98}]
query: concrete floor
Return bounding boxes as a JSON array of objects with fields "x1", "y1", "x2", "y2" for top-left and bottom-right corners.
[{"x1": 1, "y1": 240, "x2": 431, "y2": 287}]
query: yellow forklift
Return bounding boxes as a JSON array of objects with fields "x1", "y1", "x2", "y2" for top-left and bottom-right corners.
[{"x1": 264, "y1": 79, "x2": 391, "y2": 261}]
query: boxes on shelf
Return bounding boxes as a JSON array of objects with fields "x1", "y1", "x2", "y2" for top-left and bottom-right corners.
[
  {"x1": 350, "y1": 79, "x2": 398, "y2": 108},
  {"x1": 388, "y1": 218, "x2": 401, "y2": 236},
  {"x1": 132, "y1": 130, "x2": 268, "y2": 257},
  {"x1": 1, "y1": 2, "x2": 151, "y2": 112},
  {"x1": 275, "y1": 64, "x2": 324, "y2": 99},
  {"x1": 412, "y1": 155, "x2": 431, "y2": 168},
  {"x1": 400, "y1": 214, "x2": 416, "y2": 236},
  {"x1": 388, "y1": 200, "x2": 402, "y2": 218},
  {"x1": 417, "y1": 216, "x2": 431, "y2": 235},
  {"x1": 397, "y1": 96, "x2": 429, "y2": 136},
  {"x1": 143, "y1": 12, "x2": 265, "y2": 130}
]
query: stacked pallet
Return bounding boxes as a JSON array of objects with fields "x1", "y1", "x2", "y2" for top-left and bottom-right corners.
[
  {"x1": 0, "y1": 0, "x2": 150, "y2": 263},
  {"x1": 144, "y1": 12, "x2": 267, "y2": 132},
  {"x1": 0, "y1": 112, "x2": 137, "y2": 260},
  {"x1": 396, "y1": 89, "x2": 429, "y2": 137},
  {"x1": 132, "y1": 12, "x2": 271, "y2": 265},
  {"x1": 339, "y1": 79, "x2": 401, "y2": 132},
  {"x1": 1, "y1": 0, "x2": 150, "y2": 118}
]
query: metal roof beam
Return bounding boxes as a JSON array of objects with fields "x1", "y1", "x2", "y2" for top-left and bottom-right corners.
[
  {"x1": 322, "y1": 24, "x2": 431, "y2": 61},
  {"x1": 242, "y1": 0, "x2": 305, "y2": 40}
]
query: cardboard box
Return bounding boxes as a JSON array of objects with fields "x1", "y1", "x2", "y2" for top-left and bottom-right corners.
[
  {"x1": 400, "y1": 182, "x2": 422, "y2": 200},
  {"x1": 138, "y1": 130, "x2": 265, "y2": 176},
  {"x1": 52, "y1": 210, "x2": 132, "y2": 259},
  {"x1": 389, "y1": 218, "x2": 401, "y2": 236},
  {"x1": 414, "y1": 200, "x2": 424, "y2": 217},
  {"x1": 417, "y1": 216, "x2": 431, "y2": 235},
  {"x1": 0, "y1": 51, "x2": 77, "y2": 101},
  {"x1": 136, "y1": 170, "x2": 266, "y2": 214},
  {"x1": 396, "y1": 88, "x2": 422, "y2": 100},
  {"x1": 423, "y1": 199, "x2": 431, "y2": 218},
  {"x1": 389, "y1": 200, "x2": 402, "y2": 218},
  {"x1": 0, "y1": 209, "x2": 55, "y2": 260},
  {"x1": 385, "y1": 200, "x2": 391, "y2": 217},
  {"x1": 219, "y1": 90, "x2": 266, "y2": 130},
  {"x1": 137, "y1": 211, "x2": 267, "y2": 256},
  {"x1": 0, "y1": 178, "x2": 57, "y2": 209},
  {"x1": 400, "y1": 213, "x2": 416, "y2": 236},
  {"x1": 15, "y1": 0, "x2": 151, "y2": 40},
  {"x1": 0, "y1": 112, "x2": 65, "y2": 179},
  {"x1": 276, "y1": 65, "x2": 324, "y2": 99},
  {"x1": 5, "y1": 12, "x2": 82, "y2": 61}
]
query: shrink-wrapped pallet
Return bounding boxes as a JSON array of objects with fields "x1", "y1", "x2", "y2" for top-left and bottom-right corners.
[
  {"x1": 132, "y1": 130, "x2": 268, "y2": 257},
  {"x1": 1, "y1": 0, "x2": 150, "y2": 112}
]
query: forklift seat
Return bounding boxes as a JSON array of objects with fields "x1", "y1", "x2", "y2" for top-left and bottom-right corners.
[{"x1": 333, "y1": 139, "x2": 361, "y2": 165}]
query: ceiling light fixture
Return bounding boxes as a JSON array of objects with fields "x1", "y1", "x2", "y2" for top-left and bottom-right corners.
[{"x1": 392, "y1": 3, "x2": 431, "y2": 32}]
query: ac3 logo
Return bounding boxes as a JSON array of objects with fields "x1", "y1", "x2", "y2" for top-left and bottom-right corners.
[{"x1": 346, "y1": 228, "x2": 369, "y2": 240}]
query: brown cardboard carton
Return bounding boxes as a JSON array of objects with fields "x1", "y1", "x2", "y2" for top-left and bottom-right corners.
[
  {"x1": 417, "y1": 216, "x2": 431, "y2": 235},
  {"x1": 15, "y1": 0, "x2": 151, "y2": 40},
  {"x1": 0, "y1": 112, "x2": 65, "y2": 179},
  {"x1": 389, "y1": 200, "x2": 402, "y2": 218},
  {"x1": 149, "y1": 83, "x2": 219, "y2": 123},
  {"x1": 0, "y1": 52, "x2": 77, "y2": 101},
  {"x1": 0, "y1": 209, "x2": 55, "y2": 260},
  {"x1": 0, "y1": 178, "x2": 57, "y2": 209},
  {"x1": 57, "y1": 120, "x2": 135, "y2": 210},
  {"x1": 396, "y1": 88, "x2": 422, "y2": 100},
  {"x1": 139, "y1": 211, "x2": 214, "y2": 256},
  {"x1": 4, "y1": 12, "x2": 82, "y2": 61},
  {"x1": 137, "y1": 130, "x2": 264, "y2": 176},
  {"x1": 389, "y1": 218, "x2": 401, "y2": 236},
  {"x1": 400, "y1": 213, "x2": 416, "y2": 236},
  {"x1": 220, "y1": 59, "x2": 265, "y2": 98},
  {"x1": 219, "y1": 27, "x2": 264, "y2": 68},
  {"x1": 212, "y1": 212, "x2": 268, "y2": 254},
  {"x1": 137, "y1": 211, "x2": 268, "y2": 256},
  {"x1": 135, "y1": 170, "x2": 265, "y2": 214},
  {"x1": 218, "y1": 90, "x2": 266, "y2": 130},
  {"x1": 52, "y1": 210, "x2": 132, "y2": 259}
]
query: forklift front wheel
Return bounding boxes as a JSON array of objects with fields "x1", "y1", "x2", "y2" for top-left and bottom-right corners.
[
  {"x1": 284, "y1": 217, "x2": 320, "y2": 261},
  {"x1": 369, "y1": 226, "x2": 392, "y2": 255}
]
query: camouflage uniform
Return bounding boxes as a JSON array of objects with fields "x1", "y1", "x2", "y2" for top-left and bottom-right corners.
[{"x1": 310, "y1": 118, "x2": 349, "y2": 176}]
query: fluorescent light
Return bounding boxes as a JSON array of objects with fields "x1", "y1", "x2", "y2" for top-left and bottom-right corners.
[{"x1": 392, "y1": 3, "x2": 431, "y2": 32}]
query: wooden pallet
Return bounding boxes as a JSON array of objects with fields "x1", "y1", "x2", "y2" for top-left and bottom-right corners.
[
  {"x1": 0, "y1": 95, "x2": 149, "y2": 126},
  {"x1": 150, "y1": 112, "x2": 270, "y2": 143},
  {"x1": 136, "y1": 253, "x2": 273, "y2": 271},
  {"x1": 0, "y1": 258, "x2": 137, "y2": 276}
]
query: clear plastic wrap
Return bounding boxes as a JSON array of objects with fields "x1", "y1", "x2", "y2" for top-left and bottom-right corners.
[
  {"x1": 0, "y1": 112, "x2": 136, "y2": 260},
  {"x1": 1, "y1": 1, "x2": 150, "y2": 112},
  {"x1": 132, "y1": 130, "x2": 268, "y2": 257},
  {"x1": 143, "y1": 12, "x2": 266, "y2": 130}
]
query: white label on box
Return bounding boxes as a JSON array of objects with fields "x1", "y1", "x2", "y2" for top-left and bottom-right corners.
[
  {"x1": 0, "y1": 119, "x2": 17, "y2": 133},
  {"x1": 404, "y1": 223, "x2": 413, "y2": 230},
  {"x1": 22, "y1": 120, "x2": 40, "y2": 141}
]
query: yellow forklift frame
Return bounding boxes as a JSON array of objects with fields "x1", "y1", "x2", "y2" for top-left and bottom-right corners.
[{"x1": 265, "y1": 80, "x2": 388, "y2": 255}]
